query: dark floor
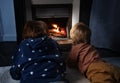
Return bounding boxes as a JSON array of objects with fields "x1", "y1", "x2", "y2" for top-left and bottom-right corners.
[
  {"x1": 97, "y1": 48, "x2": 120, "y2": 58},
  {"x1": 0, "y1": 42, "x2": 17, "y2": 66}
]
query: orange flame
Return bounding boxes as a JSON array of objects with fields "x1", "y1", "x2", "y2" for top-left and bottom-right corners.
[
  {"x1": 49, "y1": 23, "x2": 67, "y2": 37},
  {"x1": 52, "y1": 24, "x2": 60, "y2": 32},
  {"x1": 52, "y1": 24, "x2": 58, "y2": 29}
]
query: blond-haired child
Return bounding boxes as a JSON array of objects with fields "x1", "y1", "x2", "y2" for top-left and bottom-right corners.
[{"x1": 67, "y1": 22, "x2": 120, "y2": 83}]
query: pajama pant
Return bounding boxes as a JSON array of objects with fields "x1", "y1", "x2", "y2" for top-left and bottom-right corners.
[{"x1": 86, "y1": 61, "x2": 120, "y2": 83}]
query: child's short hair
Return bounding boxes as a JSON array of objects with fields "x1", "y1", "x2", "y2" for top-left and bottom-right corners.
[
  {"x1": 70, "y1": 22, "x2": 91, "y2": 44},
  {"x1": 22, "y1": 20, "x2": 48, "y2": 39}
]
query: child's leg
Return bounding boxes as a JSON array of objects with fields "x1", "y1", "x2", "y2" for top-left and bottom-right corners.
[
  {"x1": 86, "y1": 61, "x2": 120, "y2": 83},
  {"x1": 88, "y1": 72, "x2": 115, "y2": 83}
]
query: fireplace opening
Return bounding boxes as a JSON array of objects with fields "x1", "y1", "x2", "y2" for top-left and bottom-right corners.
[{"x1": 35, "y1": 17, "x2": 71, "y2": 39}]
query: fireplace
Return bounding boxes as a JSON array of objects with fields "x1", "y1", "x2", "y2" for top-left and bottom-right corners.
[{"x1": 32, "y1": 4, "x2": 72, "y2": 40}]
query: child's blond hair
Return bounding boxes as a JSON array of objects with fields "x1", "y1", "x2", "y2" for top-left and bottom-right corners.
[{"x1": 70, "y1": 22, "x2": 91, "y2": 44}]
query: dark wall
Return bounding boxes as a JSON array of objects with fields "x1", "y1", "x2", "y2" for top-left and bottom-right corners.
[
  {"x1": 80, "y1": 0, "x2": 93, "y2": 25},
  {"x1": 90, "y1": 0, "x2": 120, "y2": 54},
  {"x1": 13, "y1": 0, "x2": 26, "y2": 44}
]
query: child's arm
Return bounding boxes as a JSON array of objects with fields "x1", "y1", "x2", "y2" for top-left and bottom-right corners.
[
  {"x1": 10, "y1": 66, "x2": 21, "y2": 80},
  {"x1": 66, "y1": 47, "x2": 79, "y2": 68},
  {"x1": 9, "y1": 45, "x2": 22, "y2": 80}
]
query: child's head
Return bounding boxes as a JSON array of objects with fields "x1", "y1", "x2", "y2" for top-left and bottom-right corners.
[
  {"x1": 70, "y1": 22, "x2": 91, "y2": 44},
  {"x1": 22, "y1": 20, "x2": 48, "y2": 39}
]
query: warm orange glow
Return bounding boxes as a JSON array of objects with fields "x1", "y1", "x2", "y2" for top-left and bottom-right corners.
[
  {"x1": 49, "y1": 23, "x2": 67, "y2": 37},
  {"x1": 52, "y1": 28, "x2": 59, "y2": 33},
  {"x1": 52, "y1": 23, "x2": 60, "y2": 32},
  {"x1": 52, "y1": 24, "x2": 58, "y2": 28}
]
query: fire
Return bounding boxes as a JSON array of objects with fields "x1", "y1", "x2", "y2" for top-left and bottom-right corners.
[
  {"x1": 52, "y1": 24, "x2": 61, "y2": 33},
  {"x1": 49, "y1": 23, "x2": 67, "y2": 37},
  {"x1": 52, "y1": 24, "x2": 58, "y2": 28}
]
